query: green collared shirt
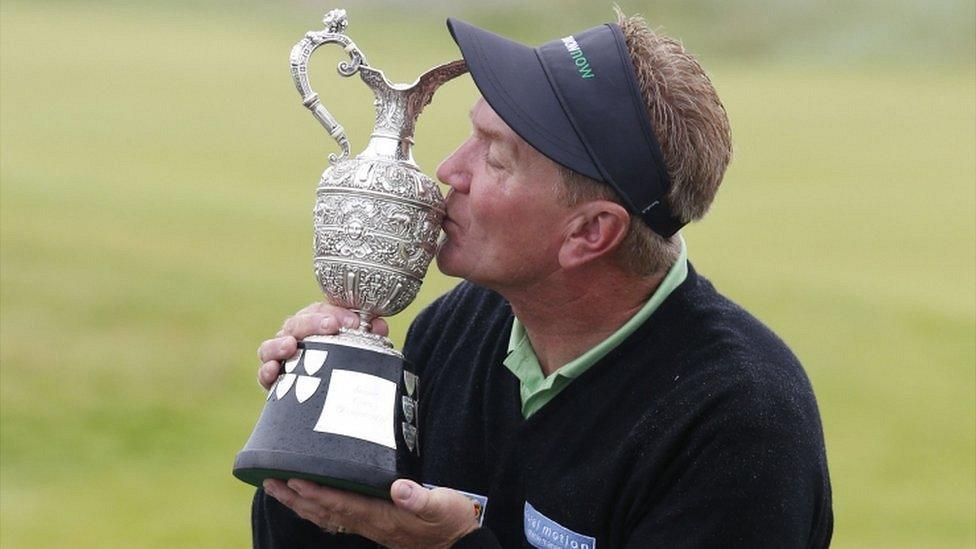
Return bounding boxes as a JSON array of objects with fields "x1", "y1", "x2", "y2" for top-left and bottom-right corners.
[{"x1": 504, "y1": 237, "x2": 689, "y2": 418}]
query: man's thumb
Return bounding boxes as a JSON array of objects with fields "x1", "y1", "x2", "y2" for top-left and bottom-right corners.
[{"x1": 391, "y1": 480, "x2": 432, "y2": 516}]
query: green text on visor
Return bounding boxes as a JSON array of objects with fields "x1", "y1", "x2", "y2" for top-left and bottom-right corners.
[{"x1": 536, "y1": 23, "x2": 683, "y2": 236}]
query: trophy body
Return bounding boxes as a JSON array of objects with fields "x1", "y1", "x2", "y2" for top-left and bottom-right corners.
[{"x1": 233, "y1": 9, "x2": 466, "y2": 498}]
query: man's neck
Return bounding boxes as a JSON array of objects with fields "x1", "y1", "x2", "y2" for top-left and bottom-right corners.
[{"x1": 502, "y1": 267, "x2": 664, "y2": 376}]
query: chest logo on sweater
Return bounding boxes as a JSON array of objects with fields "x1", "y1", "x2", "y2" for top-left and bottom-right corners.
[{"x1": 524, "y1": 501, "x2": 596, "y2": 549}]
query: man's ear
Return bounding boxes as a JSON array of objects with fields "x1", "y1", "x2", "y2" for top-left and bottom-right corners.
[{"x1": 558, "y1": 201, "x2": 631, "y2": 269}]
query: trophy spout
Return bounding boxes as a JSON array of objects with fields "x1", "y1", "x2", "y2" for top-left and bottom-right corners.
[
  {"x1": 357, "y1": 60, "x2": 468, "y2": 162},
  {"x1": 404, "y1": 59, "x2": 469, "y2": 128}
]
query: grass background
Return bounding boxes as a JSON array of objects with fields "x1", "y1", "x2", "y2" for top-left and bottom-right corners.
[{"x1": 1, "y1": 0, "x2": 973, "y2": 546}]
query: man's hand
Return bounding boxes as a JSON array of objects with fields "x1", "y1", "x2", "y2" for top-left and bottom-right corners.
[
  {"x1": 256, "y1": 302, "x2": 390, "y2": 390},
  {"x1": 263, "y1": 478, "x2": 480, "y2": 549}
]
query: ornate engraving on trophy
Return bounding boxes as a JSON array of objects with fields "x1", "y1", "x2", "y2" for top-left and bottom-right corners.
[
  {"x1": 234, "y1": 8, "x2": 461, "y2": 493},
  {"x1": 289, "y1": 8, "x2": 465, "y2": 348}
]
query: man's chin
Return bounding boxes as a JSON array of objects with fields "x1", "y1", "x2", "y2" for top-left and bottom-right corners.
[
  {"x1": 434, "y1": 238, "x2": 460, "y2": 278},
  {"x1": 433, "y1": 253, "x2": 460, "y2": 278},
  {"x1": 433, "y1": 261, "x2": 460, "y2": 279}
]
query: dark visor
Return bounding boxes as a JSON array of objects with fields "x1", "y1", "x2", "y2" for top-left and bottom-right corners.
[{"x1": 448, "y1": 18, "x2": 684, "y2": 237}]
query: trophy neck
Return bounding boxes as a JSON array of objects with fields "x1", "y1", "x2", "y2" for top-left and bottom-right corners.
[
  {"x1": 356, "y1": 60, "x2": 467, "y2": 166},
  {"x1": 361, "y1": 134, "x2": 416, "y2": 164}
]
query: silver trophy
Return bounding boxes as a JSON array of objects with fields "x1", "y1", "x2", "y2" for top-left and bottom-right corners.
[{"x1": 234, "y1": 9, "x2": 466, "y2": 497}]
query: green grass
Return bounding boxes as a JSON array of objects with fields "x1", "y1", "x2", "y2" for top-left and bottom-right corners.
[{"x1": 2, "y1": 2, "x2": 974, "y2": 547}]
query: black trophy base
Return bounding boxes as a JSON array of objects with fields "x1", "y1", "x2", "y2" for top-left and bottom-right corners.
[
  {"x1": 233, "y1": 336, "x2": 420, "y2": 499},
  {"x1": 233, "y1": 449, "x2": 396, "y2": 499}
]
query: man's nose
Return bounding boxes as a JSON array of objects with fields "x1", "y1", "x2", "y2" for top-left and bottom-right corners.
[{"x1": 436, "y1": 143, "x2": 472, "y2": 193}]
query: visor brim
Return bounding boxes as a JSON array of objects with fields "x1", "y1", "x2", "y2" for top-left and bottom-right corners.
[{"x1": 447, "y1": 18, "x2": 601, "y2": 181}]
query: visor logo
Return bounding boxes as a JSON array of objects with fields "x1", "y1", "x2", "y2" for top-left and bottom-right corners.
[{"x1": 561, "y1": 36, "x2": 595, "y2": 79}]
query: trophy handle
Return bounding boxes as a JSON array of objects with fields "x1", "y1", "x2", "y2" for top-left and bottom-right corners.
[{"x1": 290, "y1": 9, "x2": 368, "y2": 165}]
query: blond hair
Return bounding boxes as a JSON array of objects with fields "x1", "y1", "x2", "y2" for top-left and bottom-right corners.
[{"x1": 556, "y1": 8, "x2": 733, "y2": 276}]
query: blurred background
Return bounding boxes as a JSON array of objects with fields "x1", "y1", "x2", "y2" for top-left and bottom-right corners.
[{"x1": 1, "y1": 0, "x2": 973, "y2": 546}]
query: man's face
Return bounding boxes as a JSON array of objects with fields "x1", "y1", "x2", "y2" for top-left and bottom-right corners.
[{"x1": 435, "y1": 99, "x2": 572, "y2": 290}]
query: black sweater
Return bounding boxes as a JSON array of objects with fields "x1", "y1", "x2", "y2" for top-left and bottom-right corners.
[{"x1": 253, "y1": 265, "x2": 833, "y2": 548}]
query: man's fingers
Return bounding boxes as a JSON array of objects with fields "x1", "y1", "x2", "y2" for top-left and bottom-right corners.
[
  {"x1": 280, "y1": 302, "x2": 390, "y2": 340},
  {"x1": 255, "y1": 336, "x2": 298, "y2": 390},
  {"x1": 257, "y1": 304, "x2": 389, "y2": 393},
  {"x1": 287, "y1": 479, "x2": 361, "y2": 518},
  {"x1": 391, "y1": 480, "x2": 433, "y2": 518},
  {"x1": 281, "y1": 313, "x2": 337, "y2": 339},
  {"x1": 288, "y1": 303, "x2": 363, "y2": 333},
  {"x1": 263, "y1": 479, "x2": 298, "y2": 508},
  {"x1": 285, "y1": 479, "x2": 391, "y2": 537},
  {"x1": 257, "y1": 361, "x2": 281, "y2": 390},
  {"x1": 267, "y1": 478, "x2": 478, "y2": 547},
  {"x1": 392, "y1": 480, "x2": 471, "y2": 523},
  {"x1": 391, "y1": 480, "x2": 481, "y2": 539},
  {"x1": 265, "y1": 480, "x2": 341, "y2": 531},
  {"x1": 294, "y1": 301, "x2": 336, "y2": 316},
  {"x1": 257, "y1": 336, "x2": 297, "y2": 364},
  {"x1": 372, "y1": 318, "x2": 390, "y2": 337},
  {"x1": 281, "y1": 312, "x2": 360, "y2": 339}
]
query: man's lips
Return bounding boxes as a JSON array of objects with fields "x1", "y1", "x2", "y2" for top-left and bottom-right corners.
[
  {"x1": 442, "y1": 215, "x2": 458, "y2": 233},
  {"x1": 442, "y1": 210, "x2": 458, "y2": 230}
]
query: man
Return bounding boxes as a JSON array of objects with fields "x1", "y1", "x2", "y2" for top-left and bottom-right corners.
[{"x1": 252, "y1": 9, "x2": 833, "y2": 548}]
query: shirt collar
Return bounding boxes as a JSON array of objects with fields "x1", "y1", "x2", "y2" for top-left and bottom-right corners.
[{"x1": 504, "y1": 236, "x2": 688, "y2": 417}]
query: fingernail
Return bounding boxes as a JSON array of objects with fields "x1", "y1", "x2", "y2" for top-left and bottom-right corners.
[
  {"x1": 321, "y1": 317, "x2": 336, "y2": 330},
  {"x1": 393, "y1": 481, "x2": 413, "y2": 500},
  {"x1": 342, "y1": 315, "x2": 359, "y2": 328},
  {"x1": 263, "y1": 480, "x2": 277, "y2": 497}
]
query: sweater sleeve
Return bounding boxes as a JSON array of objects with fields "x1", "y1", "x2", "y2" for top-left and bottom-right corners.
[
  {"x1": 622, "y1": 371, "x2": 832, "y2": 548},
  {"x1": 251, "y1": 488, "x2": 378, "y2": 548},
  {"x1": 452, "y1": 527, "x2": 503, "y2": 548}
]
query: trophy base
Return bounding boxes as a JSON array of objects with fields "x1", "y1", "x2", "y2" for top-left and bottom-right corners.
[
  {"x1": 234, "y1": 450, "x2": 395, "y2": 499},
  {"x1": 233, "y1": 336, "x2": 420, "y2": 500}
]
